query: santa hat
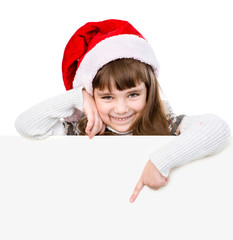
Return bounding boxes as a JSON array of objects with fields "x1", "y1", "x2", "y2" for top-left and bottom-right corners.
[{"x1": 62, "y1": 19, "x2": 159, "y2": 95}]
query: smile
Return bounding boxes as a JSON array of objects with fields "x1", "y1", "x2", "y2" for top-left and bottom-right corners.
[{"x1": 111, "y1": 114, "x2": 134, "y2": 121}]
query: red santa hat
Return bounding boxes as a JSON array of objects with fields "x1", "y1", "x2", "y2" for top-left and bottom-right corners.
[{"x1": 62, "y1": 19, "x2": 159, "y2": 95}]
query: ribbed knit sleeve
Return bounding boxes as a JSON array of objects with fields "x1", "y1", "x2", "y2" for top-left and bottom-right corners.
[
  {"x1": 149, "y1": 114, "x2": 231, "y2": 177},
  {"x1": 15, "y1": 87, "x2": 83, "y2": 139}
]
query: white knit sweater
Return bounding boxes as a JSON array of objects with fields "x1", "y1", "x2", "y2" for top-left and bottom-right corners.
[{"x1": 15, "y1": 87, "x2": 231, "y2": 177}]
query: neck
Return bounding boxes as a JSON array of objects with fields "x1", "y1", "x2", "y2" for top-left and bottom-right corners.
[{"x1": 106, "y1": 126, "x2": 133, "y2": 135}]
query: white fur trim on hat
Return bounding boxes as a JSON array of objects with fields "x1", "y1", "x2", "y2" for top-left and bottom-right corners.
[{"x1": 73, "y1": 34, "x2": 159, "y2": 95}]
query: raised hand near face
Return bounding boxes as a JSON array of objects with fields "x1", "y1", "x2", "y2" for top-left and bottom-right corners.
[{"x1": 82, "y1": 89, "x2": 106, "y2": 139}]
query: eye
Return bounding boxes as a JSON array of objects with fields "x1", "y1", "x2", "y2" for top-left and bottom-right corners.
[
  {"x1": 102, "y1": 96, "x2": 113, "y2": 100},
  {"x1": 129, "y1": 93, "x2": 139, "y2": 98}
]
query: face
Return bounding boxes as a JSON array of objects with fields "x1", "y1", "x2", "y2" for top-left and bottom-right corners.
[{"x1": 94, "y1": 82, "x2": 147, "y2": 133}]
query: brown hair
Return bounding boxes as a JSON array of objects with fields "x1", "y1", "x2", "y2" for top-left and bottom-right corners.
[{"x1": 78, "y1": 58, "x2": 170, "y2": 135}]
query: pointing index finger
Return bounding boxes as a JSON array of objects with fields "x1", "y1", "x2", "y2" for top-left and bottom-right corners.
[{"x1": 130, "y1": 178, "x2": 144, "y2": 203}]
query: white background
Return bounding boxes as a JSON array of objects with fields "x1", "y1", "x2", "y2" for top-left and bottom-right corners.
[{"x1": 0, "y1": 0, "x2": 232, "y2": 135}]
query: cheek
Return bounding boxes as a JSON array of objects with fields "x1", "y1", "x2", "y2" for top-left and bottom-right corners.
[
  {"x1": 96, "y1": 101, "x2": 110, "y2": 117},
  {"x1": 134, "y1": 98, "x2": 147, "y2": 112}
]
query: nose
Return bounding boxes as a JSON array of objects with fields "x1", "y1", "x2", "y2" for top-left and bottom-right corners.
[{"x1": 114, "y1": 99, "x2": 129, "y2": 115}]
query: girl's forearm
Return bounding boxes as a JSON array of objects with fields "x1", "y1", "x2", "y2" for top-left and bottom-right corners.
[
  {"x1": 149, "y1": 114, "x2": 231, "y2": 177},
  {"x1": 15, "y1": 87, "x2": 83, "y2": 139}
]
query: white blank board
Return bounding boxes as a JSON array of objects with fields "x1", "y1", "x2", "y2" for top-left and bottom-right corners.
[{"x1": 0, "y1": 136, "x2": 232, "y2": 240}]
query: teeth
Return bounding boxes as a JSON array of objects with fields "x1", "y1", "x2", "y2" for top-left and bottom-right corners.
[{"x1": 112, "y1": 115, "x2": 132, "y2": 121}]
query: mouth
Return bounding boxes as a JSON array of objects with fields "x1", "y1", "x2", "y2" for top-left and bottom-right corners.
[{"x1": 111, "y1": 114, "x2": 134, "y2": 122}]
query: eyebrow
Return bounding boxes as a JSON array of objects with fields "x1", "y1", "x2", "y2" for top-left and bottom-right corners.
[
  {"x1": 96, "y1": 87, "x2": 145, "y2": 96},
  {"x1": 127, "y1": 88, "x2": 144, "y2": 93}
]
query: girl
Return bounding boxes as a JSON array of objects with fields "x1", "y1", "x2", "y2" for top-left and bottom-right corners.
[{"x1": 15, "y1": 19, "x2": 231, "y2": 203}]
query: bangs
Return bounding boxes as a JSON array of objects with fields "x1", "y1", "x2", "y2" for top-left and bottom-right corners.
[{"x1": 93, "y1": 58, "x2": 150, "y2": 92}]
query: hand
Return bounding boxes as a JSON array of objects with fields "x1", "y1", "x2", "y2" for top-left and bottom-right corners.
[
  {"x1": 82, "y1": 89, "x2": 106, "y2": 139},
  {"x1": 130, "y1": 160, "x2": 169, "y2": 203}
]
